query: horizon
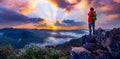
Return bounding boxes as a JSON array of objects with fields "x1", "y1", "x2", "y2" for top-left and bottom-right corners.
[
  {"x1": 0, "y1": 0, "x2": 120, "y2": 30},
  {"x1": 0, "y1": 27, "x2": 114, "y2": 31}
]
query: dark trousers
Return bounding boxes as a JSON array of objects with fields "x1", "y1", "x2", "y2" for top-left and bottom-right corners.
[{"x1": 88, "y1": 22, "x2": 95, "y2": 35}]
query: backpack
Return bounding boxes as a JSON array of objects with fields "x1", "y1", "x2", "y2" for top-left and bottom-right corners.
[{"x1": 92, "y1": 12, "x2": 97, "y2": 20}]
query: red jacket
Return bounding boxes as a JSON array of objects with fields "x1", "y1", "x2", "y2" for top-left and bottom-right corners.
[{"x1": 88, "y1": 10, "x2": 96, "y2": 22}]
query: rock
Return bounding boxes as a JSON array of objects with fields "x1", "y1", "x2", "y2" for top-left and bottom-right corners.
[
  {"x1": 71, "y1": 47, "x2": 97, "y2": 59},
  {"x1": 109, "y1": 38, "x2": 120, "y2": 59},
  {"x1": 71, "y1": 28, "x2": 120, "y2": 59},
  {"x1": 81, "y1": 35, "x2": 96, "y2": 44},
  {"x1": 83, "y1": 43, "x2": 97, "y2": 51},
  {"x1": 71, "y1": 48, "x2": 98, "y2": 59},
  {"x1": 99, "y1": 53, "x2": 111, "y2": 59},
  {"x1": 71, "y1": 48, "x2": 111, "y2": 59}
]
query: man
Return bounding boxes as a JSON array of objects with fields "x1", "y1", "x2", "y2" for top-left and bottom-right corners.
[{"x1": 88, "y1": 8, "x2": 97, "y2": 36}]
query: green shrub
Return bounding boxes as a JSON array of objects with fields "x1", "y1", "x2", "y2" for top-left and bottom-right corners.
[{"x1": 0, "y1": 45, "x2": 70, "y2": 59}]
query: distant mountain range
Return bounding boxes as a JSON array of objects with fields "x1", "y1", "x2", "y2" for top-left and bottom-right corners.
[{"x1": 0, "y1": 28, "x2": 88, "y2": 49}]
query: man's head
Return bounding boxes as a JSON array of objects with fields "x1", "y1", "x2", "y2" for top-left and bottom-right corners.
[{"x1": 90, "y1": 8, "x2": 94, "y2": 10}]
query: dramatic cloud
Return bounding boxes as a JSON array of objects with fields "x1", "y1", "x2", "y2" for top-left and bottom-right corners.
[
  {"x1": 50, "y1": 0, "x2": 81, "y2": 12},
  {"x1": 0, "y1": 0, "x2": 120, "y2": 29},
  {"x1": 0, "y1": 5, "x2": 44, "y2": 28},
  {"x1": 0, "y1": 0, "x2": 36, "y2": 15},
  {"x1": 0, "y1": 6, "x2": 29, "y2": 28}
]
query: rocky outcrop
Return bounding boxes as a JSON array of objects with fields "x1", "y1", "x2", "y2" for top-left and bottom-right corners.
[{"x1": 71, "y1": 28, "x2": 120, "y2": 59}]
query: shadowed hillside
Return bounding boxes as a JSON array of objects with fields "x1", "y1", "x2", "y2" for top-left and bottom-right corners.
[{"x1": 0, "y1": 28, "x2": 87, "y2": 49}]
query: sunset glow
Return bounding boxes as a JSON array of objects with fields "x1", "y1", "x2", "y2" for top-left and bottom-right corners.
[{"x1": 0, "y1": 0, "x2": 120, "y2": 30}]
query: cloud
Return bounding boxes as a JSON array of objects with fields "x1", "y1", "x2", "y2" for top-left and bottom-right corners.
[
  {"x1": 107, "y1": 14, "x2": 120, "y2": 20},
  {"x1": 28, "y1": 30, "x2": 88, "y2": 47},
  {"x1": 13, "y1": 23, "x2": 37, "y2": 29},
  {"x1": 63, "y1": 20, "x2": 85, "y2": 26},
  {"x1": 66, "y1": 0, "x2": 80, "y2": 4},
  {"x1": 59, "y1": 31, "x2": 88, "y2": 38},
  {"x1": 0, "y1": 6, "x2": 29, "y2": 27},
  {"x1": 86, "y1": 0, "x2": 120, "y2": 28},
  {"x1": 28, "y1": 18, "x2": 44, "y2": 23},
  {"x1": 114, "y1": 0, "x2": 120, "y2": 3},
  {"x1": 0, "y1": 5, "x2": 45, "y2": 28},
  {"x1": 55, "y1": 20, "x2": 85, "y2": 26},
  {"x1": 50, "y1": 0, "x2": 80, "y2": 12},
  {"x1": 0, "y1": 0, "x2": 120, "y2": 29},
  {"x1": 0, "y1": 0, "x2": 36, "y2": 15},
  {"x1": 90, "y1": 0, "x2": 120, "y2": 15}
]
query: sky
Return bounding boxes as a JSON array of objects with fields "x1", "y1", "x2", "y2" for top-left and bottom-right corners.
[{"x1": 0, "y1": 0, "x2": 120, "y2": 30}]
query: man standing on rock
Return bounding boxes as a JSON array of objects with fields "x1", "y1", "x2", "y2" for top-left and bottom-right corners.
[{"x1": 88, "y1": 8, "x2": 97, "y2": 36}]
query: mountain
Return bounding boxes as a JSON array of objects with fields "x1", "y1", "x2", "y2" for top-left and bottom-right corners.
[
  {"x1": 0, "y1": 28, "x2": 47, "y2": 49},
  {"x1": 0, "y1": 28, "x2": 87, "y2": 49},
  {"x1": 0, "y1": 28, "x2": 119, "y2": 59}
]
